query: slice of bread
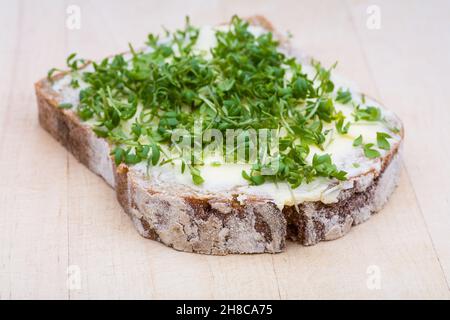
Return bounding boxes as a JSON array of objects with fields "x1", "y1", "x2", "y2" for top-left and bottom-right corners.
[{"x1": 35, "y1": 16, "x2": 403, "y2": 255}]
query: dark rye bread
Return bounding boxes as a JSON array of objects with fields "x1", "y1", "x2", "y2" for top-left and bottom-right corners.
[{"x1": 35, "y1": 16, "x2": 403, "y2": 254}]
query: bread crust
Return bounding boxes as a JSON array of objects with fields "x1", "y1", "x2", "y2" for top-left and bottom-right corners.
[{"x1": 35, "y1": 16, "x2": 403, "y2": 254}]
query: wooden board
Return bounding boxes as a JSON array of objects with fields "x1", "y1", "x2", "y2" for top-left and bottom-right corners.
[{"x1": 0, "y1": 0, "x2": 449, "y2": 299}]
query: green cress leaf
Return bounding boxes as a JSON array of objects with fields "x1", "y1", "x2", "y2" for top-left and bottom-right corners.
[
  {"x1": 336, "y1": 88, "x2": 352, "y2": 104},
  {"x1": 113, "y1": 147, "x2": 125, "y2": 166},
  {"x1": 70, "y1": 79, "x2": 80, "y2": 89},
  {"x1": 77, "y1": 105, "x2": 94, "y2": 121},
  {"x1": 292, "y1": 77, "x2": 311, "y2": 99},
  {"x1": 190, "y1": 167, "x2": 205, "y2": 185},
  {"x1": 137, "y1": 145, "x2": 150, "y2": 159},
  {"x1": 376, "y1": 132, "x2": 392, "y2": 150},
  {"x1": 58, "y1": 103, "x2": 73, "y2": 109},
  {"x1": 312, "y1": 154, "x2": 347, "y2": 180},
  {"x1": 242, "y1": 170, "x2": 251, "y2": 181},
  {"x1": 333, "y1": 170, "x2": 347, "y2": 181},
  {"x1": 217, "y1": 79, "x2": 235, "y2": 92},
  {"x1": 250, "y1": 175, "x2": 265, "y2": 186},
  {"x1": 335, "y1": 111, "x2": 350, "y2": 134},
  {"x1": 92, "y1": 127, "x2": 109, "y2": 138},
  {"x1": 242, "y1": 170, "x2": 265, "y2": 185},
  {"x1": 151, "y1": 144, "x2": 160, "y2": 165},
  {"x1": 66, "y1": 53, "x2": 85, "y2": 71},
  {"x1": 192, "y1": 174, "x2": 205, "y2": 185},
  {"x1": 47, "y1": 68, "x2": 60, "y2": 81},
  {"x1": 131, "y1": 123, "x2": 142, "y2": 139},
  {"x1": 353, "y1": 135, "x2": 363, "y2": 147},
  {"x1": 125, "y1": 152, "x2": 141, "y2": 164},
  {"x1": 363, "y1": 143, "x2": 381, "y2": 159},
  {"x1": 354, "y1": 106, "x2": 381, "y2": 122},
  {"x1": 66, "y1": 53, "x2": 77, "y2": 67}
]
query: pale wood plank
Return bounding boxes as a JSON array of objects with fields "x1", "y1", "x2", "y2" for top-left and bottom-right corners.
[
  {"x1": 0, "y1": 0, "x2": 69, "y2": 299},
  {"x1": 0, "y1": 0, "x2": 23, "y2": 300}
]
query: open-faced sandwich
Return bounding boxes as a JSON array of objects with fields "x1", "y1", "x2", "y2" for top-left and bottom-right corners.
[{"x1": 35, "y1": 16, "x2": 403, "y2": 254}]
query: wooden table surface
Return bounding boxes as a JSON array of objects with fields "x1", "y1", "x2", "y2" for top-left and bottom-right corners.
[{"x1": 1, "y1": 0, "x2": 449, "y2": 300}]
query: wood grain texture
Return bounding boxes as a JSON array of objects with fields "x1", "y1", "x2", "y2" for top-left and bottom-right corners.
[{"x1": 0, "y1": 0, "x2": 449, "y2": 299}]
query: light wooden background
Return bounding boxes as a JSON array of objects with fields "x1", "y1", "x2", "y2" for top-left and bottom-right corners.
[{"x1": 0, "y1": 0, "x2": 449, "y2": 300}]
